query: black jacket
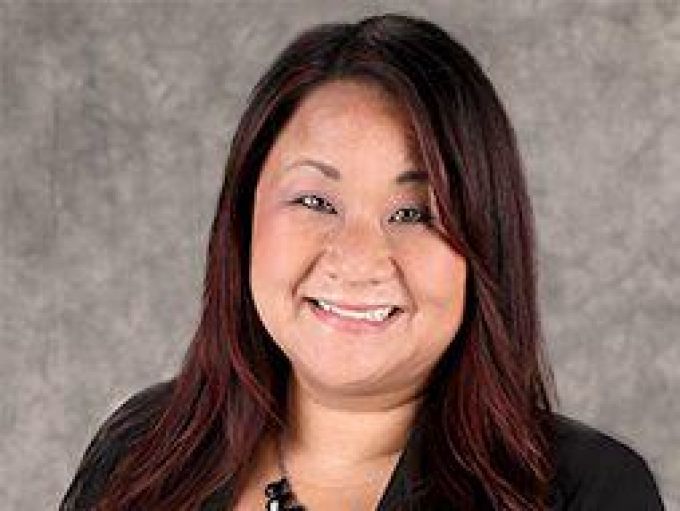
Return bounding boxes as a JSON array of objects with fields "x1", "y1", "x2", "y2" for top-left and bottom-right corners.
[{"x1": 60, "y1": 381, "x2": 665, "y2": 510}]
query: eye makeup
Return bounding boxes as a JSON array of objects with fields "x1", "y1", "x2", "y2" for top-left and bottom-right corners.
[{"x1": 287, "y1": 192, "x2": 435, "y2": 225}]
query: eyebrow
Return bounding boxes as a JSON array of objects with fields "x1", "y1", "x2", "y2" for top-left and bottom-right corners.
[{"x1": 283, "y1": 158, "x2": 429, "y2": 185}]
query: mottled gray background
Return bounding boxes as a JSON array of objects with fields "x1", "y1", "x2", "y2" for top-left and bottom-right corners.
[{"x1": 1, "y1": 1, "x2": 678, "y2": 509}]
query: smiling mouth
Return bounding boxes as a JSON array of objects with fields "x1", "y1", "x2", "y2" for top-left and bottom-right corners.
[
  {"x1": 306, "y1": 297, "x2": 402, "y2": 318},
  {"x1": 304, "y1": 297, "x2": 403, "y2": 334}
]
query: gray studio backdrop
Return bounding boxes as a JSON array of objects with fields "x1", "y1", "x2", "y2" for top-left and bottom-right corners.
[{"x1": 1, "y1": 1, "x2": 678, "y2": 509}]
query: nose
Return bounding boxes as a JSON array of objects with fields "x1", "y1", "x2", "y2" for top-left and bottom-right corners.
[{"x1": 320, "y1": 218, "x2": 395, "y2": 285}]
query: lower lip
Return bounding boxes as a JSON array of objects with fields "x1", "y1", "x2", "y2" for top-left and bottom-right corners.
[{"x1": 307, "y1": 299, "x2": 402, "y2": 335}]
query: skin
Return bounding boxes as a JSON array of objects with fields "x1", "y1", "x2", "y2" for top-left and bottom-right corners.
[{"x1": 245, "y1": 79, "x2": 467, "y2": 509}]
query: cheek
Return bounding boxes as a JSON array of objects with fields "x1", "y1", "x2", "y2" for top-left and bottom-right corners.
[
  {"x1": 405, "y1": 236, "x2": 467, "y2": 290},
  {"x1": 432, "y1": 252, "x2": 466, "y2": 304},
  {"x1": 405, "y1": 238, "x2": 467, "y2": 316},
  {"x1": 250, "y1": 203, "x2": 320, "y2": 296},
  {"x1": 408, "y1": 243, "x2": 467, "y2": 370}
]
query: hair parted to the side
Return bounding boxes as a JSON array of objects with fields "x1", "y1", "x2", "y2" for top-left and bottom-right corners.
[{"x1": 95, "y1": 12, "x2": 557, "y2": 510}]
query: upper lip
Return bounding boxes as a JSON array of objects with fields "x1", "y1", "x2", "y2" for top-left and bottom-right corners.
[{"x1": 307, "y1": 297, "x2": 403, "y2": 311}]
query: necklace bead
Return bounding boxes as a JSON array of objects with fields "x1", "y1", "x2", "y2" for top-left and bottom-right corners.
[
  {"x1": 264, "y1": 476, "x2": 304, "y2": 510},
  {"x1": 264, "y1": 477, "x2": 292, "y2": 500}
]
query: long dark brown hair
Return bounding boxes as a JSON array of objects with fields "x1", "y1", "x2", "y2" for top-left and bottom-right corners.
[{"x1": 95, "y1": 12, "x2": 557, "y2": 510}]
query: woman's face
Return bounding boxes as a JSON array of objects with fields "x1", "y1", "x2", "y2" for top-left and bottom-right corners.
[{"x1": 250, "y1": 80, "x2": 467, "y2": 402}]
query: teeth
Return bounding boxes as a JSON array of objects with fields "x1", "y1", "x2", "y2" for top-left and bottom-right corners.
[{"x1": 315, "y1": 299, "x2": 395, "y2": 322}]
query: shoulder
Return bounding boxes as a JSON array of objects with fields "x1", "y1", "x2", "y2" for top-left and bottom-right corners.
[
  {"x1": 550, "y1": 413, "x2": 665, "y2": 510},
  {"x1": 60, "y1": 380, "x2": 174, "y2": 510}
]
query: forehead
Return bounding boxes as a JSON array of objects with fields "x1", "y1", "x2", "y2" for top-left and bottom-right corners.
[
  {"x1": 277, "y1": 79, "x2": 419, "y2": 161},
  {"x1": 296, "y1": 79, "x2": 405, "y2": 121}
]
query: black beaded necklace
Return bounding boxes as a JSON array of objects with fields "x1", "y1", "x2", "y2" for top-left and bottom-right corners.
[
  {"x1": 263, "y1": 432, "x2": 304, "y2": 511},
  {"x1": 263, "y1": 432, "x2": 394, "y2": 511}
]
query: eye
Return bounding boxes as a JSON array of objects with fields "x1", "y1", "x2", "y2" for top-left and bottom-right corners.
[
  {"x1": 290, "y1": 194, "x2": 434, "y2": 225},
  {"x1": 290, "y1": 194, "x2": 337, "y2": 214},
  {"x1": 390, "y1": 205, "x2": 434, "y2": 225}
]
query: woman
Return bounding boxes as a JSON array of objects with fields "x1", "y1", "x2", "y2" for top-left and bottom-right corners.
[{"x1": 60, "y1": 13, "x2": 664, "y2": 511}]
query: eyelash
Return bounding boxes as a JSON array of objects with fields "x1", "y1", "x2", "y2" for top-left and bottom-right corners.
[{"x1": 290, "y1": 194, "x2": 434, "y2": 225}]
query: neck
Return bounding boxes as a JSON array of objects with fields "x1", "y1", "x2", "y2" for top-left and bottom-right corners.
[{"x1": 279, "y1": 374, "x2": 422, "y2": 484}]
